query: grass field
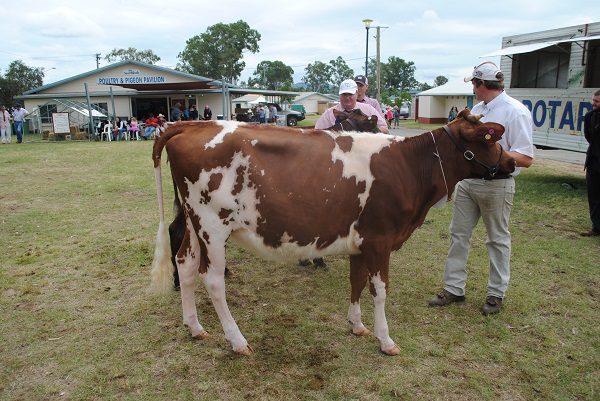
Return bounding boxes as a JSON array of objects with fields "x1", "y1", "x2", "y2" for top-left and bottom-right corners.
[{"x1": 0, "y1": 136, "x2": 597, "y2": 401}]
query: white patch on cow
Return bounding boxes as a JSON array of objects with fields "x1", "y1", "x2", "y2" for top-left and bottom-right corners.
[
  {"x1": 204, "y1": 121, "x2": 240, "y2": 149},
  {"x1": 184, "y1": 151, "x2": 261, "y2": 246},
  {"x1": 327, "y1": 132, "x2": 393, "y2": 209},
  {"x1": 251, "y1": 139, "x2": 258, "y2": 146}
]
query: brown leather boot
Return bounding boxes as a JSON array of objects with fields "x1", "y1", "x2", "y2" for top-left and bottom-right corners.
[
  {"x1": 481, "y1": 296, "x2": 503, "y2": 315},
  {"x1": 429, "y1": 289, "x2": 465, "y2": 307}
]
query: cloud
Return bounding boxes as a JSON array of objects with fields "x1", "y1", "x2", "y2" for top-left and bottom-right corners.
[{"x1": 25, "y1": 7, "x2": 102, "y2": 38}]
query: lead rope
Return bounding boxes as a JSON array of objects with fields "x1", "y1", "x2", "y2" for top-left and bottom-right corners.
[{"x1": 430, "y1": 132, "x2": 451, "y2": 201}]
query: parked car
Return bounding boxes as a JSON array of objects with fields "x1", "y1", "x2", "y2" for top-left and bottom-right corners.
[
  {"x1": 267, "y1": 103, "x2": 305, "y2": 126},
  {"x1": 399, "y1": 106, "x2": 409, "y2": 119}
]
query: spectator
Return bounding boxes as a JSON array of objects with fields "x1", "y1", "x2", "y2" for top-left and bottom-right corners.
[
  {"x1": 112, "y1": 117, "x2": 126, "y2": 141},
  {"x1": 204, "y1": 105, "x2": 213, "y2": 120},
  {"x1": 143, "y1": 113, "x2": 158, "y2": 140},
  {"x1": 393, "y1": 106, "x2": 401, "y2": 128},
  {"x1": 12, "y1": 103, "x2": 29, "y2": 144},
  {"x1": 270, "y1": 105, "x2": 278, "y2": 124},
  {"x1": 354, "y1": 75, "x2": 386, "y2": 124},
  {"x1": 129, "y1": 117, "x2": 141, "y2": 140},
  {"x1": 448, "y1": 105, "x2": 459, "y2": 122},
  {"x1": 580, "y1": 88, "x2": 600, "y2": 237},
  {"x1": 170, "y1": 103, "x2": 182, "y2": 122},
  {"x1": 0, "y1": 105, "x2": 11, "y2": 144},
  {"x1": 386, "y1": 107, "x2": 393, "y2": 128},
  {"x1": 189, "y1": 105, "x2": 199, "y2": 121}
]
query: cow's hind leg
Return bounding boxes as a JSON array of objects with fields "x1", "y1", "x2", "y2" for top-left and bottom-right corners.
[
  {"x1": 202, "y1": 243, "x2": 251, "y2": 356},
  {"x1": 178, "y1": 229, "x2": 209, "y2": 339},
  {"x1": 348, "y1": 254, "x2": 370, "y2": 336}
]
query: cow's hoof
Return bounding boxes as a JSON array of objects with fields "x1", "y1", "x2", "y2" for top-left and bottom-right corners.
[
  {"x1": 234, "y1": 344, "x2": 253, "y2": 356},
  {"x1": 352, "y1": 327, "x2": 371, "y2": 336},
  {"x1": 381, "y1": 343, "x2": 400, "y2": 356},
  {"x1": 192, "y1": 330, "x2": 210, "y2": 339}
]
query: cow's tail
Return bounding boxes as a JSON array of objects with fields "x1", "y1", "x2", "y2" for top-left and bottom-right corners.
[{"x1": 150, "y1": 126, "x2": 188, "y2": 293}]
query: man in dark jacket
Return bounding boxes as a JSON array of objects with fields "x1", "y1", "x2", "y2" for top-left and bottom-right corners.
[
  {"x1": 581, "y1": 89, "x2": 600, "y2": 236},
  {"x1": 204, "y1": 105, "x2": 212, "y2": 120}
]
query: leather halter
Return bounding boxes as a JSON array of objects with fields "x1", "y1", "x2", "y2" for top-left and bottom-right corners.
[
  {"x1": 334, "y1": 114, "x2": 380, "y2": 133},
  {"x1": 442, "y1": 125, "x2": 505, "y2": 179}
]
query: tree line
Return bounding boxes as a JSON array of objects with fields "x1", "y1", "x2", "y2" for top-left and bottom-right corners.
[{"x1": 0, "y1": 19, "x2": 449, "y2": 108}]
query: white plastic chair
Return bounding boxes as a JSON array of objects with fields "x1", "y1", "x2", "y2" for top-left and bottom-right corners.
[{"x1": 101, "y1": 123, "x2": 112, "y2": 142}]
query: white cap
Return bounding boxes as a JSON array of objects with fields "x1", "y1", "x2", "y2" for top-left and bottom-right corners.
[
  {"x1": 339, "y1": 79, "x2": 358, "y2": 95},
  {"x1": 464, "y1": 62, "x2": 502, "y2": 82}
]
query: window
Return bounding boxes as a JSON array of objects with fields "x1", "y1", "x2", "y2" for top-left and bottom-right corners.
[
  {"x1": 585, "y1": 39, "x2": 600, "y2": 88},
  {"x1": 511, "y1": 44, "x2": 570, "y2": 89},
  {"x1": 38, "y1": 104, "x2": 57, "y2": 124}
]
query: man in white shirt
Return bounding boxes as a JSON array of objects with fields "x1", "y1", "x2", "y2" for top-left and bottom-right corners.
[
  {"x1": 12, "y1": 103, "x2": 29, "y2": 144},
  {"x1": 315, "y1": 79, "x2": 389, "y2": 134},
  {"x1": 429, "y1": 62, "x2": 534, "y2": 315}
]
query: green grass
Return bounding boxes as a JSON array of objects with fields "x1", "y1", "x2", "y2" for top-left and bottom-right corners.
[{"x1": 0, "y1": 140, "x2": 597, "y2": 401}]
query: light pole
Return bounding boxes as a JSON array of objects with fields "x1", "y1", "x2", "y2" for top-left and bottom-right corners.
[{"x1": 362, "y1": 19, "x2": 373, "y2": 78}]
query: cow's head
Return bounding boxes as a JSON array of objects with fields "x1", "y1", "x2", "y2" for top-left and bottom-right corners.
[
  {"x1": 332, "y1": 109, "x2": 380, "y2": 133},
  {"x1": 446, "y1": 108, "x2": 516, "y2": 178}
]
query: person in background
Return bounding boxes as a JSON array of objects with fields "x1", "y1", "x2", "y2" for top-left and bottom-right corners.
[
  {"x1": 112, "y1": 117, "x2": 126, "y2": 141},
  {"x1": 0, "y1": 105, "x2": 11, "y2": 144},
  {"x1": 204, "y1": 105, "x2": 212, "y2": 120},
  {"x1": 315, "y1": 79, "x2": 389, "y2": 134},
  {"x1": 429, "y1": 61, "x2": 534, "y2": 315},
  {"x1": 386, "y1": 107, "x2": 393, "y2": 128},
  {"x1": 170, "y1": 103, "x2": 182, "y2": 122},
  {"x1": 270, "y1": 104, "x2": 278, "y2": 124},
  {"x1": 143, "y1": 113, "x2": 158, "y2": 140},
  {"x1": 354, "y1": 75, "x2": 386, "y2": 124},
  {"x1": 129, "y1": 117, "x2": 140, "y2": 140},
  {"x1": 393, "y1": 106, "x2": 401, "y2": 128},
  {"x1": 12, "y1": 103, "x2": 29, "y2": 144},
  {"x1": 189, "y1": 105, "x2": 199, "y2": 121},
  {"x1": 580, "y1": 89, "x2": 600, "y2": 237},
  {"x1": 448, "y1": 105, "x2": 459, "y2": 122}
]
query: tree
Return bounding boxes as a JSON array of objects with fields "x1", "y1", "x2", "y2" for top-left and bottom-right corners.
[
  {"x1": 329, "y1": 56, "x2": 354, "y2": 89},
  {"x1": 382, "y1": 56, "x2": 418, "y2": 95},
  {"x1": 248, "y1": 61, "x2": 293, "y2": 90},
  {"x1": 177, "y1": 20, "x2": 260, "y2": 84},
  {"x1": 433, "y1": 75, "x2": 448, "y2": 87},
  {"x1": 302, "y1": 61, "x2": 332, "y2": 93},
  {"x1": 0, "y1": 60, "x2": 44, "y2": 107},
  {"x1": 104, "y1": 48, "x2": 161, "y2": 64}
]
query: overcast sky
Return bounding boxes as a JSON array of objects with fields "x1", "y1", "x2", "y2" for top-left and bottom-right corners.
[{"x1": 1, "y1": 1, "x2": 598, "y2": 88}]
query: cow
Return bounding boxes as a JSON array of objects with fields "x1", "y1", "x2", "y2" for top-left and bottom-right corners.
[
  {"x1": 150, "y1": 108, "x2": 516, "y2": 356},
  {"x1": 168, "y1": 109, "x2": 381, "y2": 289}
]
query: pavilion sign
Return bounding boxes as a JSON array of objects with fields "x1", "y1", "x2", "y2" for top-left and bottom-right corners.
[{"x1": 97, "y1": 76, "x2": 167, "y2": 85}]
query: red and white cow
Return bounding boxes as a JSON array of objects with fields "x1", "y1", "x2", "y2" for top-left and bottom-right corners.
[{"x1": 151, "y1": 109, "x2": 515, "y2": 356}]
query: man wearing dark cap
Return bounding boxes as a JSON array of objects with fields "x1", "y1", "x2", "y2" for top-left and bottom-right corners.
[
  {"x1": 354, "y1": 75, "x2": 386, "y2": 124},
  {"x1": 429, "y1": 61, "x2": 534, "y2": 315},
  {"x1": 12, "y1": 103, "x2": 29, "y2": 144}
]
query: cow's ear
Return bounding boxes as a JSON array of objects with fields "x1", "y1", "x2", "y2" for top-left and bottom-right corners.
[
  {"x1": 477, "y1": 122, "x2": 505, "y2": 143},
  {"x1": 333, "y1": 109, "x2": 344, "y2": 119},
  {"x1": 457, "y1": 107, "x2": 470, "y2": 119}
]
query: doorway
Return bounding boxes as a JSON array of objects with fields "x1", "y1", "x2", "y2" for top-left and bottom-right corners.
[{"x1": 131, "y1": 97, "x2": 168, "y2": 120}]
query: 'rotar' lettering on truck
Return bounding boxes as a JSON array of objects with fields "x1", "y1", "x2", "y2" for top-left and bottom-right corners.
[{"x1": 484, "y1": 21, "x2": 600, "y2": 152}]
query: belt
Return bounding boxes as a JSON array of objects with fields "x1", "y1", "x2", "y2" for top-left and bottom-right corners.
[{"x1": 484, "y1": 174, "x2": 512, "y2": 180}]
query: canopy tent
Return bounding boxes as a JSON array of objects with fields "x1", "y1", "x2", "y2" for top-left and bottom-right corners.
[
  {"x1": 247, "y1": 95, "x2": 267, "y2": 105},
  {"x1": 27, "y1": 99, "x2": 109, "y2": 140},
  {"x1": 480, "y1": 34, "x2": 600, "y2": 57}
]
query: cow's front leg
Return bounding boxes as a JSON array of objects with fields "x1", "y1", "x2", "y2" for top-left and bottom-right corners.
[
  {"x1": 178, "y1": 230, "x2": 208, "y2": 339},
  {"x1": 369, "y1": 270, "x2": 400, "y2": 356},
  {"x1": 348, "y1": 254, "x2": 370, "y2": 336},
  {"x1": 202, "y1": 243, "x2": 251, "y2": 356}
]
